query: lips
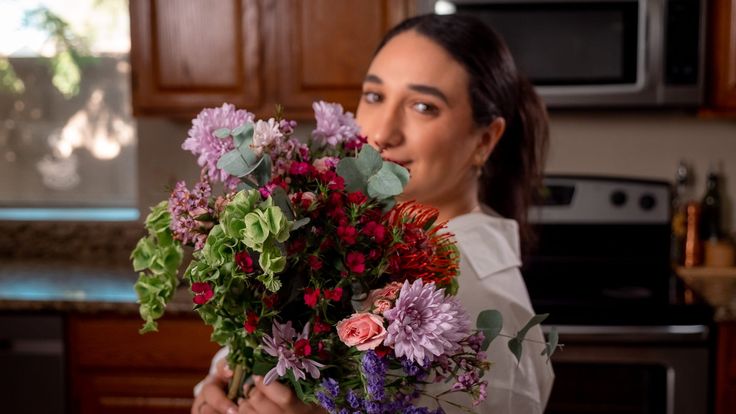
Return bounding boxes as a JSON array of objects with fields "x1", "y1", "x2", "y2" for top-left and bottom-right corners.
[{"x1": 383, "y1": 158, "x2": 410, "y2": 168}]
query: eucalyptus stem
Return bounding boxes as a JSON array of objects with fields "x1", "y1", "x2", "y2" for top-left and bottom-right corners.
[{"x1": 227, "y1": 364, "x2": 246, "y2": 400}]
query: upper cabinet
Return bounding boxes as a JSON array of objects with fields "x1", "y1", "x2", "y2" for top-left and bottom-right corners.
[
  {"x1": 708, "y1": 0, "x2": 736, "y2": 112},
  {"x1": 130, "y1": 0, "x2": 413, "y2": 119}
]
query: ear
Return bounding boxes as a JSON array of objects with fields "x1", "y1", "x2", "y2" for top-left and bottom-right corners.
[{"x1": 475, "y1": 117, "x2": 506, "y2": 165}]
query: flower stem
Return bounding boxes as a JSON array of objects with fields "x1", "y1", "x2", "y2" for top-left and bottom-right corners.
[{"x1": 227, "y1": 364, "x2": 246, "y2": 401}]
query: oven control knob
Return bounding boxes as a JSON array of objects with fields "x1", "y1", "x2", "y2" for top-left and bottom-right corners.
[
  {"x1": 610, "y1": 190, "x2": 628, "y2": 207},
  {"x1": 639, "y1": 193, "x2": 657, "y2": 211}
]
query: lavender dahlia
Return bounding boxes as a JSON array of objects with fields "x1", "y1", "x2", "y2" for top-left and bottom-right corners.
[{"x1": 383, "y1": 280, "x2": 471, "y2": 364}]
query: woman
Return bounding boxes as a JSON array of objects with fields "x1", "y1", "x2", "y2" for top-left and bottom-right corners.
[{"x1": 193, "y1": 13, "x2": 553, "y2": 414}]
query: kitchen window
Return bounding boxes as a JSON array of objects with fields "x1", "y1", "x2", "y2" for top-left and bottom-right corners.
[{"x1": 0, "y1": 0, "x2": 137, "y2": 221}]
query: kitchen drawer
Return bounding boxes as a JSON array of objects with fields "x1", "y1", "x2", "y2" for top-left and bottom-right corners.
[{"x1": 68, "y1": 314, "x2": 221, "y2": 370}]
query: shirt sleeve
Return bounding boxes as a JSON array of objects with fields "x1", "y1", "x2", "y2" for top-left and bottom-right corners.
[{"x1": 193, "y1": 346, "x2": 230, "y2": 397}]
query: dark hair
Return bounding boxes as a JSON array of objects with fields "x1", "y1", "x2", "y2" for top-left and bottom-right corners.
[{"x1": 376, "y1": 14, "x2": 549, "y2": 250}]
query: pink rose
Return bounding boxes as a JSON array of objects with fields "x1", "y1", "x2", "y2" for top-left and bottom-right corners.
[
  {"x1": 336, "y1": 312, "x2": 387, "y2": 351},
  {"x1": 376, "y1": 282, "x2": 403, "y2": 300},
  {"x1": 312, "y1": 156, "x2": 339, "y2": 173},
  {"x1": 372, "y1": 298, "x2": 393, "y2": 315}
]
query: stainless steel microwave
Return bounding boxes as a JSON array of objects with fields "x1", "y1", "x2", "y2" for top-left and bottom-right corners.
[{"x1": 416, "y1": 0, "x2": 706, "y2": 108}]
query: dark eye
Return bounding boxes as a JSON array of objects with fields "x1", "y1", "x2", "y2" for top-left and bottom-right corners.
[
  {"x1": 413, "y1": 102, "x2": 438, "y2": 115},
  {"x1": 363, "y1": 91, "x2": 382, "y2": 104}
]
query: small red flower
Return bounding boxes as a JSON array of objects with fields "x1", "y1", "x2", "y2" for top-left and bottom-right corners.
[
  {"x1": 344, "y1": 135, "x2": 368, "y2": 151},
  {"x1": 287, "y1": 238, "x2": 307, "y2": 255},
  {"x1": 294, "y1": 338, "x2": 312, "y2": 357},
  {"x1": 191, "y1": 282, "x2": 214, "y2": 305},
  {"x1": 263, "y1": 293, "x2": 278, "y2": 309},
  {"x1": 317, "y1": 341, "x2": 330, "y2": 360},
  {"x1": 313, "y1": 317, "x2": 332, "y2": 335},
  {"x1": 319, "y1": 237, "x2": 334, "y2": 252},
  {"x1": 243, "y1": 311, "x2": 259, "y2": 334},
  {"x1": 374, "y1": 344, "x2": 391, "y2": 358},
  {"x1": 363, "y1": 221, "x2": 386, "y2": 243},
  {"x1": 347, "y1": 191, "x2": 367, "y2": 205},
  {"x1": 324, "y1": 287, "x2": 343, "y2": 302},
  {"x1": 289, "y1": 161, "x2": 311, "y2": 176},
  {"x1": 337, "y1": 224, "x2": 358, "y2": 245},
  {"x1": 346, "y1": 251, "x2": 366, "y2": 274},
  {"x1": 235, "y1": 251, "x2": 254, "y2": 273},
  {"x1": 304, "y1": 287, "x2": 321, "y2": 308},
  {"x1": 308, "y1": 255, "x2": 323, "y2": 271},
  {"x1": 368, "y1": 249, "x2": 380, "y2": 261}
]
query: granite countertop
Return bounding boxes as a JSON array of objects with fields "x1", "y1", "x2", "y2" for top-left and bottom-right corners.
[{"x1": 0, "y1": 260, "x2": 195, "y2": 315}]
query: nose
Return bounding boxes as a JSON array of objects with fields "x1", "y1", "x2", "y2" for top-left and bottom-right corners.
[{"x1": 363, "y1": 103, "x2": 403, "y2": 152}]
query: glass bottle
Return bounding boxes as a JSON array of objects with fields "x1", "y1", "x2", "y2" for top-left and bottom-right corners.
[{"x1": 699, "y1": 166, "x2": 722, "y2": 242}]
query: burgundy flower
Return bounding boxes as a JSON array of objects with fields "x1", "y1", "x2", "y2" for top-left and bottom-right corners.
[
  {"x1": 346, "y1": 251, "x2": 366, "y2": 274},
  {"x1": 347, "y1": 191, "x2": 367, "y2": 205},
  {"x1": 324, "y1": 287, "x2": 343, "y2": 302},
  {"x1": 191, "y1": 282, "x2": 214, "y2": 305},
  {"x1": 363, "y1": 221, "x2": 386, "y2": 244},
  {"x1": 304, "y1": 287, "x2": 321, "y2": 308},
  {"x1": 235, "y1": 251, "x2": 254, "y2": 273},
  {"x1": 308, "y1": 255, "x2": 323, "y2": 271},
  {"x1": 313, "y1": 317, "x2": 332, "y2": 335},
  {"x1": 337, "y1": 225, "x2": 358, "y2": 245},
  {"x1": 263, "y1": 293, "x2": 279, "y2": 309},
  {"x1": 289, "y1": 161, "x2": 311, "y2": 176},
  {"x1": 294, "y1": 338, "x2": 312, "y2": 357},
  {"x1": 244, "y1": 311, "x2": 259, "y2": 334}
]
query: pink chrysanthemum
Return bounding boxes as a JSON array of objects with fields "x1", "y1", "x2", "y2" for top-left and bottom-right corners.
[
  {"x1": 182, "y1": 103, "x2": 254, "y2": 188},
  {"x1": 311, "y1": 101, "x2": 360, "y2": 147},
  {"x1": 383, "y1": 280, "x2": 470, "y2": 364}
]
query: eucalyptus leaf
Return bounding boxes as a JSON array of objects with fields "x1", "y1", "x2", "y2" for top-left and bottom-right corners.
[
  {"x1": 233, "y1": 123, "x2": 254, "y2": 147},
  {"x1": 477, "y1": 310, "x2": 503, "y2": 351},
  {"x1": 384, "y1": 161, "x2": 410, "y2": 188},
  {"x1": 356, "y1": 145, "x2": 384, "y2": 176},
  {"x1": 541, "y1": 326, "x2": 559, "y2": 363},
  {"x1": 336, "y1": 158, "x2": 366, "y2": 193},
  {"x1": 217, "y1": 150, "x2": 249, "y2": 177},
  {"x1": 270, "y1": 186, "x2": 295, "y2": 221},
  {"x1": 214, "y1": 128, "x2": 231, "y2": 139},
  {"x1": 517, "y1": 313, "x2": 549, "y2": 341},
  {"x1": 237, "y1": 144, "x2": 259, "y2": 167},
  {"x1": 367, "y1": 164, "x2": 403, "y2": 199},
  {"x1": 508, "y1": 337, "x2": 523, "y2": 363},
  {"x1": 251, "y1": 154, "x2": 272, "y2": 187},
  {"x1": 291, "y1": 217, "x2": 311, "y2": 231}
]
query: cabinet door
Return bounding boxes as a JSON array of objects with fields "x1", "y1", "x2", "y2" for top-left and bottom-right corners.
[
  {"x1": 130, "y1": 0, "x2": 263, "y2": 117},
  {"x1": 717, "y1": 322, "x2": 736, "y2": 414},
  {"x1": 272, "y1": 0, "x2": 414, "y2": 119},
  {"x1": 68, "y1": 315, "x2": 222, "y2": 414},
  {"x1": 710, "y1": 0, "x2": 736, "y2": 111}
]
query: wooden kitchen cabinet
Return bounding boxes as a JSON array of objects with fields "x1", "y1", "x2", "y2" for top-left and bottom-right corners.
[
  {"x1": 717, "y1": 322, "x2": 736, "y2": 414},
  {"x1": 130, "y1": 0, "x2": 414, "y2": 119},
  {"x1": 708, "y1": 0, "x2": 736, "y2": 112},
  {"x1": 67, "y1": 314, "x2": 221, "y2": 414}
]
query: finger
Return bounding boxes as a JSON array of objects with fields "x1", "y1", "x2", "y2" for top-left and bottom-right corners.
[
  {"x1": 237, "y1": 398, "x2": 256, "y2": 414},
  {"x1": 252, "y1": 375, "x2": 296, "y2": 407},
  {"x1": 215, "y1": 358, "x2": 234, "y2": 381},
  {"x1": 245, "y1": 388, "x2": 283, "y2": 414},
  {"x1": 201, "y1": 382, "x2": 238, "y2": 414}
]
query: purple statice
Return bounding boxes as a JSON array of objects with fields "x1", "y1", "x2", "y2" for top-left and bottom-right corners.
[
  {"x1": 322, "y1": 377, "x2": 340, "y2": 398},
  {"x1": 345, "y1": 389, "x2": 363, "y2": 409},
  {"x1": 168, "y1": 178, "x2": 214, "y2": 250},
  {"x1": 384, "y1": 280, "x2": 471, "y2": 364},
  {"x1": 316, "y1": 391, "x2": 336, "y2": 412},
  {"x1": 261, "y1": 321, "x2": 324, "y2": 384},
  {"x1": 311, "y1": 101, "x2": 360, "y2": 147},
  {"x1": 182, "y1": 103, "x2": 254, "y2": 189},
  {"x1": 361, "y1": 350, "x2": 387, "y2": 401}
]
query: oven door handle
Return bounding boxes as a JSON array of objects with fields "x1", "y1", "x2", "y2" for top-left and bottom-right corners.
[{"x1": 542, "y1": 324, "x2": 709, "y2": 343}]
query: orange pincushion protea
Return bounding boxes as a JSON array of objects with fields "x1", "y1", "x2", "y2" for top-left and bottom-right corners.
[{"x1": 383, "y1": 202, "x2": 459, "y2": 287}]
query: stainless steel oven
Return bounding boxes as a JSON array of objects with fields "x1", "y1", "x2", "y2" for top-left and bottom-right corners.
[
  {"x1": 524, "y1": 176, "x2": 713, "y2": 414},
  {"x1": 545, "y1": 325, "x2": 710, "y2": 414}
]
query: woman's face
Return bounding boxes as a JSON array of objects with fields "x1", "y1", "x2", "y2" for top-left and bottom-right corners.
[{"x1": 356, "y1": 30, "x2": 497, "y2": 208}]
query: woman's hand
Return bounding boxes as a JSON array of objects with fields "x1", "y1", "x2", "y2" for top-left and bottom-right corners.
[
  {"x1": 191, "y1": 359, "x2": 239, "y2": 414},
  {"x1": 238, "y1": 376, "x2": 327, "y2": 414}
]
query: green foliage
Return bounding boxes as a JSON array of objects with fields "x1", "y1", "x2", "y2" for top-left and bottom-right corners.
[
  {"x1": 507, "y1": 313, "x2": 549, "y2": 363},
  {"x1": 0, "y1": 58, "x2": 25, "y2": 95},
  {"x1": 336, "y1": 145, "x2": 409, "y2": 202},
  {"x1": 476, "y1": 310, "x2": 503, "y2": 351},
  {"x1": 131, "y1": 201, "x2": 183, "y2": 333}
]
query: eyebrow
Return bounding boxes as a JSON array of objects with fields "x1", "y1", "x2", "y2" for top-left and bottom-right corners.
[{"x1": 363, "y1": 73, "x2": 449, "y2": 104}]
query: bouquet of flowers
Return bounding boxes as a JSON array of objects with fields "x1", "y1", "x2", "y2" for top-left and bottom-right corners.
[{"x1": 132, "y1": 102, "x2": 558, "y2": 413}]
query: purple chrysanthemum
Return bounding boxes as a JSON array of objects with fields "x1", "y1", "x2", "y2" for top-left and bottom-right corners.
[
  {"x1": 311, "y1": 101, "x2": 360, "y2": 147},
  {"x1": 182, "y1": 103, "x2": 254, "y2": 188},
  {"x1": 261, "y1": 321, "x2": 324, "y2": 384},
  {"x1": 383, "y1": 280, "x2": 470, "y2": 364},
  {"x1": 168, "y1": 178, "x2": 214, "y2": 250}
]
